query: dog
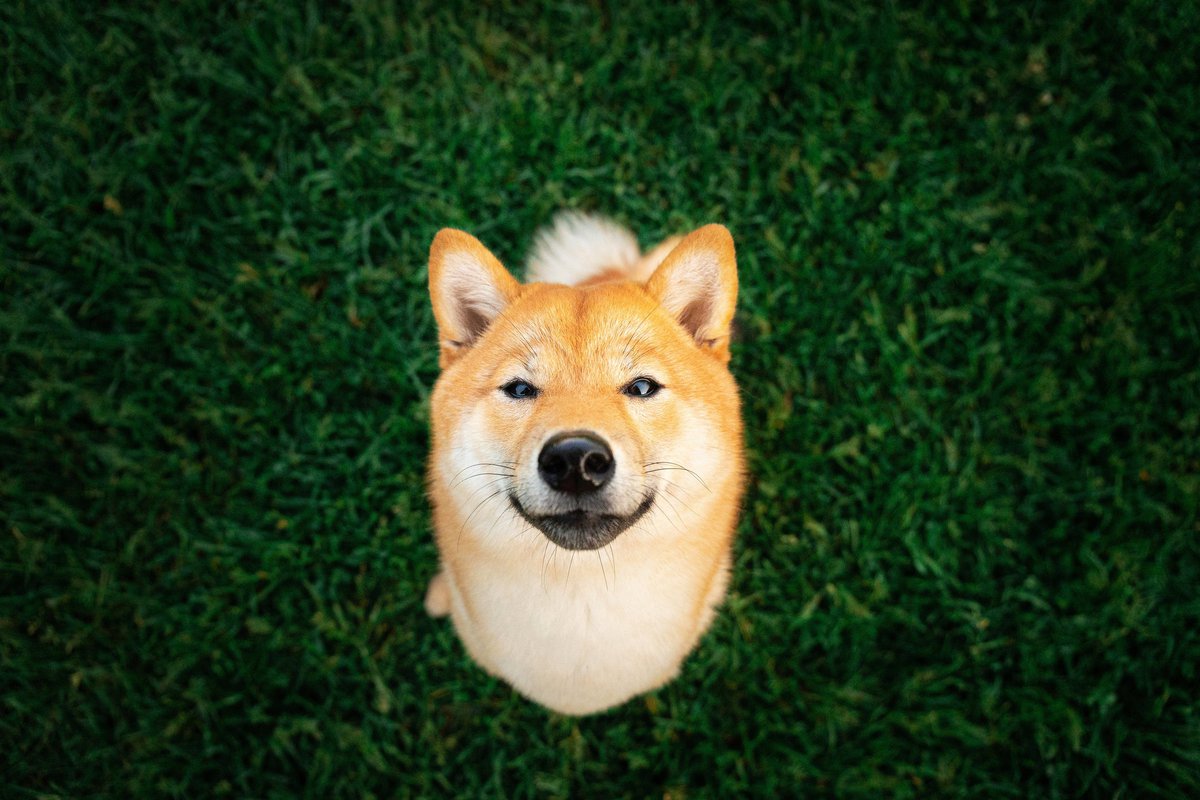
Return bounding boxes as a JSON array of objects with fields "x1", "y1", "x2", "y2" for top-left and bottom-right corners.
[{"x1": 423, "y1": 212, "x2": 744, "y2": 715}]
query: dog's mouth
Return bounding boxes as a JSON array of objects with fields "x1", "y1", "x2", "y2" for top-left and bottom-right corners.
[{"x1": 509, "y1": 493, "x2": 655, "y2": 551}]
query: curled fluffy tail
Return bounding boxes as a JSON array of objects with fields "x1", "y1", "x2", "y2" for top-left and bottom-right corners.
[{"x1": 526, "y1": 212, "x2": 679, "y2": 286}]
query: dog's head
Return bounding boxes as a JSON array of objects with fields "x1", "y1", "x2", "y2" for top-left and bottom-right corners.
[{"x1": 427, "y1": 225, "x2": 741, "y2": 553}]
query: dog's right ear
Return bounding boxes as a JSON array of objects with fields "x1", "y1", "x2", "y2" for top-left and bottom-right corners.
[{"x1": 428, "y1": 229, "x2": 521, "y2": 367}]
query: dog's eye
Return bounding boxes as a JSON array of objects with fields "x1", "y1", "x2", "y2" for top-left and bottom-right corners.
[
  {"x1": 623, "y1": 377, "x2": 661, "y2": 398},
  {"x1": 501, "y1": 380, "x2": 539, "y2": 399}
]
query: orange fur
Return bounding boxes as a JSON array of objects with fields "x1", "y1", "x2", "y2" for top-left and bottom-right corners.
[{"x1": 425, "y1": 220, "x2": 744, "y2": 715}]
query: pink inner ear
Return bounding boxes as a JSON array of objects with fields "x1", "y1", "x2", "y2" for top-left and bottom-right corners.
[
  {"x1": 649, "y1": 245, "x2": 730, "y2": 344},
  {"x1": 451, "y1": 303, "x2": 491, "y2": 346},
  {"x1": 677, "y1": 296, "x2": 714, "y2": 339},
  {"x1": 436, "y1": 249, "x2": 518, "y2": 345}
]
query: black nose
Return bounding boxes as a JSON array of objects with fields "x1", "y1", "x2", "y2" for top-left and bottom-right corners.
[{"x1": 537, "y1": 433, "x2": 615, "y2": 494}]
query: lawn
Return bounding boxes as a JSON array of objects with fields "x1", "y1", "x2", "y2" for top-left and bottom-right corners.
[{"x1": 2, "y1": 1, "x2": 1198, "y2": 797}]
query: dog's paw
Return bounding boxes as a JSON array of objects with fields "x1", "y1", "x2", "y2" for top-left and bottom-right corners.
[{"x1": 424, "y1": 571, "x2": 451, "y2": 618}]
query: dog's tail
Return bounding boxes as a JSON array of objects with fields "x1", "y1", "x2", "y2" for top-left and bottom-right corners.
[{"x1": 524, "y1": 212, "x2": 679, "y2": 286}]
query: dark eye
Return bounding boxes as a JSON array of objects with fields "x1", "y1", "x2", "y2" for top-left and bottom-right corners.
[
  {"x1": 623, "y1": 377, "x2": 661, "y2": 398},
  {"x1": 501, "y1": 379, "x2": 539, "y2": 399}
]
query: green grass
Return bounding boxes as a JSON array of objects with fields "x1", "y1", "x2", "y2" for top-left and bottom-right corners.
[{"x1": 2, "y1": 0, "x2": 1198, "y2": 796}]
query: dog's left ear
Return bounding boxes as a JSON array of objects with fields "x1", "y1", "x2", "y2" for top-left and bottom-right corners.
[
  {"x1": 428, "y1": 228, "x2": 521, "y2": 367},
  {"x1": 645, "y1": 224, "x2": 738, "y2": 361}
]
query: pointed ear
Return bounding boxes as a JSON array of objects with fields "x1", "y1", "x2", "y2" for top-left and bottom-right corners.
[
  {"x1": 428, "y1": 228, "x2": 521, "y2": 365},
  {"x1": 645, "y1": 224, "x2": 738, "y2": 359}
]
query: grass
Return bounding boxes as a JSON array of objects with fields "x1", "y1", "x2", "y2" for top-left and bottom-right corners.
[{"x1": 2, "y1": 0, "x2": 1198, "y2": 796}]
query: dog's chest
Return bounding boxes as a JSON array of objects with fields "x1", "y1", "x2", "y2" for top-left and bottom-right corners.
[{"x1": 448, "y1": 548, "x2": 706, "y2": 713}]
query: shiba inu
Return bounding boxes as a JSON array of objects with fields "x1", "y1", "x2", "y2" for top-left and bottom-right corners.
[{"x1": 423, "y1": 213, "x2": 744, "y2": 715}]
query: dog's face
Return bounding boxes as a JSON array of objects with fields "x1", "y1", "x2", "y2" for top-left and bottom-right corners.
[{"x1": 427, "y1": 226, "x2": 741, "y2": 554}]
